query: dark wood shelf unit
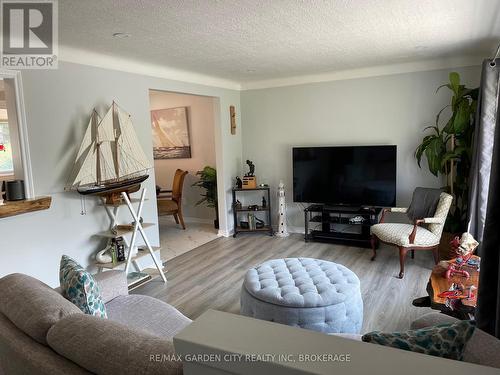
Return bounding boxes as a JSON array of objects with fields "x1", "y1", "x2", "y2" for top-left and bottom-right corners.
[
  {"x1": 235, "y1": 205, "x2": 269, "y2": 212},
  {"x1": 304, "y1": 204, "x2": 382, "y2": 248},
  {"x1": 232, "y1": 187, "x2": 270, "y2": 192},
  {"x1": 232, "y1": 187, "x2": 273, "y2": 237},
  {"x1": 236, "y1": 226, "x2": 272, "y2": 232}
]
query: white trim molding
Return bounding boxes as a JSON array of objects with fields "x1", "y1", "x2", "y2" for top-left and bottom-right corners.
[
  {"x1": 59, "y1": 45, "x2": 242, "y2": 91},
  {"x1": 217, "y1": 228, "x2": 233, "y2": 237},
  {"x1": 0, "y1": 69, "x2": 34, "y2": 198},
  {"x1": 59, "y1": 46, "x2": 483, "y2": 92},
  {"x1": 240, "y1": 56, "x2": 483, "y2": 90}
]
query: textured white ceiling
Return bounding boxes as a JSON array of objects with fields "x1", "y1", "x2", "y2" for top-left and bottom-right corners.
[{"x1": 60, "y1": 0, "x2": 500, "y2": 85}]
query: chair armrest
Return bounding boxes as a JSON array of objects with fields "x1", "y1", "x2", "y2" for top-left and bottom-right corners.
[
  {"x1": 93, "y1": 270, "x2": 128, "y2": 304},
  {"x1": 408, "y1": 219, "x2": 425, "y2": 244},
  {"x1": 422, "y1": 217, "x2": 445, "y2": 224},
  {"x1": 379, "y1": 207, "x2": 408, "y2": 223}
]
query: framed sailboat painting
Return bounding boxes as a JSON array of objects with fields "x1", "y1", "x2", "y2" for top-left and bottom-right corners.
[{"x1": 151, "y1": 106, "x2": 191, "y2": 159}]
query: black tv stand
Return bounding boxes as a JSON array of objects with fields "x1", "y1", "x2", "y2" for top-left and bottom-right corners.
[
  {"x1": 323, "y1": 205, "x2": 362, "y2": 212},
  {"x1": 304, "y1": 204, "x2": 382, "y2": 248}
]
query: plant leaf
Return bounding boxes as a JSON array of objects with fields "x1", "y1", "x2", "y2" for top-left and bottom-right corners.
[
  {"x1": 424, "y1": 137, "x2": 446, "y2": 176},
  {"x1": 423, "y1": 125, "x2": 440, "y2": 135},
  {"x1": 443, "y1": 115, "x2": 455, "y2": 133},
  {"x1": 449, "y1": 72, "x2": 460, "y2": 95},
  {"x1": 452, "y1": 100, "x2": 470, "y2": 134},
  {"x1": 436, "y1": 83, "x2": 451, "y2": 93},
  {"x1": 414, "y1": 135, "x2": 436, "y2": 167},
  {"x1": 192, "y1": 165, "x2": 217, "y2": 207},
  {"x1": 435, "y1": 105, "x2": 451, "y2": 126}
]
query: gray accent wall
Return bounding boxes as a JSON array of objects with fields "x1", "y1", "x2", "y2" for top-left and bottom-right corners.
[
  {"x1": 0, "y1": 61, "x2": 241, "y2": 287},
  {"x1": 241, "y1": 66, "x2": 481, "y2": 231}
]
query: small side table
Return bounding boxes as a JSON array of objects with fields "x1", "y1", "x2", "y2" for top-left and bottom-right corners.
[
  {"x1": 232, "y1": 187, "x2": 273, "y2": 237},
  {"x1": 426, "y1": 255, "x2": 480, "y2": 318}
]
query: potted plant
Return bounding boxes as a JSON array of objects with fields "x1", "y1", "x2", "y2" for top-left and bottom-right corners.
[
  {"x1": 192, "y1": 166, "x2": 219, "y2": 229},
  {"x1": 415, "y1": 72, "x2": 478, "y2": 258}
]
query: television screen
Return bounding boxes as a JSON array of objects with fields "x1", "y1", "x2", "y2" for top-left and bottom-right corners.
[{"x1": 293, "y1": 145, "x2": 396, "y2": 206}]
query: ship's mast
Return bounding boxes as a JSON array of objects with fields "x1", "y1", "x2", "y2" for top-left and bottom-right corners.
[
  {"x1": 112, "y1": 101, "x2": 120, "y2": 179},
  {"x1": 93, "y1": 110, "x2": 101, "y2": 185}
]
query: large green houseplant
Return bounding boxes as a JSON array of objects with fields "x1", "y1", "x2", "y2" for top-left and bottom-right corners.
[
  {"x1": 192, "y1": 166, "x2": 219, "y2": 229},
  {"x1": 415, "y1": 72, "x2": 478, "y2": 233}
]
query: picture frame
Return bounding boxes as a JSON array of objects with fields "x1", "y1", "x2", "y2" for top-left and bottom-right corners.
[{"x1": 151, "y1": 106, "x2": 191, "y2": 159}]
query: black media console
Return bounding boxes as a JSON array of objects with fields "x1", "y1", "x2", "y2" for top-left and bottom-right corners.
[{"x1": 304, "y1": 205, "x2": 382, "y2": 248}]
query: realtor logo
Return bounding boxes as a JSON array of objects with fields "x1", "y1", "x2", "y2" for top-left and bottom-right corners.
[{"x1": 1, "y1": 0, "x2": 58, "y2": 69}]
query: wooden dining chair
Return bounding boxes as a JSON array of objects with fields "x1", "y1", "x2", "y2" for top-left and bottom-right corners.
[{"x1": 156, "y1": 169, "x2": 188, "y2": 229}]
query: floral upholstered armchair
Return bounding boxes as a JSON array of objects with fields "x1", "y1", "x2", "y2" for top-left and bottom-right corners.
[{"x1": 370, "y1": 189, "x2": 453, "y2": 279}]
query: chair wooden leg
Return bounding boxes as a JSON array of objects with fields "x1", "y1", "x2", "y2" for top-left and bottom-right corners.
[
  {"x1": 370, "y1": 235, "x2": 377, "y2": 261},
  {"x1": 177, "y1": 210, "x2": 186, "y2": 230},
  {"x1": 398, "y1": 247, "x2": 408, "y2": 279},
  {"x1": 432, "y1": 246, "x2": 439, "y2": 264},
  {"x1": 411, "y1": 249, "x2": 415, "y2": 259},
  {"x1": 173, "y1": 214, "x2": 179, "y2": 224}
]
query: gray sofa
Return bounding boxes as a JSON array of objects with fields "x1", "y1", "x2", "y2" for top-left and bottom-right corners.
[
  {"x1": 0, "y1": 271, "x2": 191, "y2": 375},
  {"x1": 410, "y1": 312, "x2": 500, "y2": 369}
]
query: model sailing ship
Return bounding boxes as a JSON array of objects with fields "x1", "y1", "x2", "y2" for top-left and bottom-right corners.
[{"x1": 66, "y1": 102, "x2": 151, "y2": 204}]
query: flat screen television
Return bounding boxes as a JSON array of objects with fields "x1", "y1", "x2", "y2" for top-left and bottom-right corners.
[{"x1": 293, "y1": 145, "x2": 396, "y2": 207}]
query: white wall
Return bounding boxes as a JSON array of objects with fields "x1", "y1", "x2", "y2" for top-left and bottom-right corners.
[
  {"x1": 241, "y1": 66, "x2": 481, "y2": 231},
  {"x1": 150, "y1": 90, "x2": 216, "y2": 221},
  {"x1": 0, "y1": 61, "x2": 241, "y2": 287}
]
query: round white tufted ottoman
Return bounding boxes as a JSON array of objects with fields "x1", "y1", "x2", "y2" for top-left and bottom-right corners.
[{"x1": 241, "y1": 258, "x2": 363, "y2": 333}]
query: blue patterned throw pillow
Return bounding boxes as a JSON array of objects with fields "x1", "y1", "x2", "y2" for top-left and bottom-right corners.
[
  {"x1": 362, "y1": 321, "x2": 475, "y2": 360},
  {"x1": 59, "y1": 255, "x2": 107, "y2": 318}
]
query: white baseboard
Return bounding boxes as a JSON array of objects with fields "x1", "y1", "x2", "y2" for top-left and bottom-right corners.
[
  {"x1": 218, "y1": 228, "x2": 234, "y2": 237},
  {"x1": 285, "y1": 226, "x2": 304, "y2": 234}
]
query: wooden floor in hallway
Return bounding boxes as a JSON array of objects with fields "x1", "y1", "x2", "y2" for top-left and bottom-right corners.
[{"x1": 134, "y1": 233, "x2": 434, "y2": 332}]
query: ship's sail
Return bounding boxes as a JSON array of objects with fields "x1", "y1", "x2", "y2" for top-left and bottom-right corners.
[
  {"x1": 116, "y1": 106, "x2": 150, "y2": 178},
  {"x1": 66, "y1": 102, "x2": 151, "y2": 190},
  {"x1": 97, "y1": 107, "x2": 117, "y2": 182},
  {"x1": 73, "y1": 145, "x2": 97, "y2": 186},
  {"x1": 66, "y1": 111, "x2": 99, "y2": 189}
]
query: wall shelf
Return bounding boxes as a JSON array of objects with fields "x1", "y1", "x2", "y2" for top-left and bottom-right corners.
[{"x1": 0, "y1": 196, "x2": 51, "y2": 219}]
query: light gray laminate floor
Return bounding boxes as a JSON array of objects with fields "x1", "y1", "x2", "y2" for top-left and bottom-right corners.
[{"x1": 135, "y1": 233, "x2": 434, "y2": 333}]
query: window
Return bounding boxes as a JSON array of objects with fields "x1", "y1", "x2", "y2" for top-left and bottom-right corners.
[{"x1": 0, "y1": 122, "x2": 13, "y2": 177}]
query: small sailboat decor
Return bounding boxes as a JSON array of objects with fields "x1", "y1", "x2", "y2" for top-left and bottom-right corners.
[{"x1": 66, "y1": 102, "x2": 151, "y2": 204}]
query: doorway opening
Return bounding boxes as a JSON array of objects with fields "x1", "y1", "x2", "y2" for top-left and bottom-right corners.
[
  {"x1": 0, "y1": 73, "x2": 34, "y2": 198},
  {"x1": 149, "y1": 89, "x2": 219, "y2": 261}
]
